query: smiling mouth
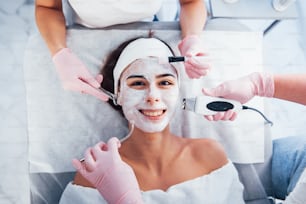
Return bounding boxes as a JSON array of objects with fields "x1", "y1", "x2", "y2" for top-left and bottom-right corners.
[{"x1": 140, "y1": 109, "x2": 166, "y2": 117}]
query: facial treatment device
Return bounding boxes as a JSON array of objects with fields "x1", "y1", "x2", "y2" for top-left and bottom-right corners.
[
  {"x1": 182, "y1": 95, "x2": 273, "y2": 125},
  {"x1": 182, "y1": 96, "x2": 242, "y2": 115},
  {"x1": 99, "y1": 86, "x2": 118, "y2": 105},
  {"x1": 158, "y1": 56, "x2": 210, "y2": 64}
]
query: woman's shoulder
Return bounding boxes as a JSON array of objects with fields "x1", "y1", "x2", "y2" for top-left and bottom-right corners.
[
  {"x1": 186, "y1": 137, "x2": 228, "y2": 169},
  {"x1": 184, "y1": 137, "x2": 225, "y2": 151}
]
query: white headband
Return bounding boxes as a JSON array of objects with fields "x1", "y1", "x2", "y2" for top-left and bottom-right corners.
[{"x1": 113, "y1": 38, "x2": 174, "y2": 95}]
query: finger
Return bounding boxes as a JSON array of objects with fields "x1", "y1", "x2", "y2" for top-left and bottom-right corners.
[
  {"x1": 229, "y1": 112, "x2": 238, "y2": 121},
  {"x1": 72, "y1": 158, "x2": 85, "y2": 172},
  {"x1": 84, "y1": 148, "x2": 96, "y2": 172},
  {"x1": 222, "y1": 110, "x2": 235, "y2": 121},
  {"x1": 187, "y1": 67, "x2": 206, "y2": 78},
  {"x1": 72, "y1": 159, "x2": 91, "y2": 177},
  {"x1": 86, "y1": 87, "x2": 109, "y2": 101},
  {"x1": 92, "y1": 141, "x2": 106, "y2": 159},
  {"x1": 187, "y1": 62, "x2": 210, "y2": 75},
  {"x1": 190, "y1": 66, "x2": 210, "y2": 76},
  {"x1": 212, "y1": 112, "x2": 224, "y2": 121},
  {"x1": 196, "y1": 52, "x2": 208, "y2": 57},
  {"x1": 185, "y1": 69, "x2": 198, "y2": 79},
  {"x1": 95, "y1": 74, "x2": 103, "y2": 84},
  {"x1": 202, "y1": 86, "x2": 225, "y2": 98},
  {"x1": 185, "y1": 66, "x2": 203, "y2": 79},
  {"x1": 202, "y1": 88, "x2": 215, "y2": 97},
  {"x1": 185, "y1": 63, "x2": 208, "y2": 77},
  {"x1": 79, "y1": 71, "x2": 100, "y2": 88},
  {"x1": 78, "y1": 82, "x2": 109, "y2": 101},
  {"x1": 190, "y1": 68, "x2": 208, "y2": 78},
  {"x1": 204, "y1": 115, "x2": 213, "y2": 121},
  {"x1": 107, "y1": 137, "x2": 121, "y2": 156},
  {"x1": 187, "y1": 58, "x2": 211, "y2": 71}
]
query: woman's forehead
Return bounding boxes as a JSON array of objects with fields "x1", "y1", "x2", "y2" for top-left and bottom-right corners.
[{"x1": 122, "y1": 59, "x2": 178, "y2": 78}]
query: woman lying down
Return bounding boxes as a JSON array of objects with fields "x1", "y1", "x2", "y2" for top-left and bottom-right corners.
[{"x1": 59, "y1": 36, "x2": 245, "y2": 204}]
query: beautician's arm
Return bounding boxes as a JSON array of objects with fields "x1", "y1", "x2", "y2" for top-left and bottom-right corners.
[
  {"x1": 203, "y1": 72, "x2": 306, "y2": 106},
  {"x1": 35, "y1": 0, "x2": 207, "y2": 55},
  {"x1": 273, "y1": 74, "x2": 306, "y2": 105},
  {"x1": 178, "y1": 0, "x2": 209, "y2": 79},
  {"x1": 35, "y1": 0, "x2": 108, "y2": 101},
  {"x1": 35, "y1": 0, "x2": 66, "y2": 55},
  {"x1": 202, "y1": 72, "x2": 306, "y2": 121},
  {"x1": 179, "y1": 0, "x2": 207, "y2": 38}
]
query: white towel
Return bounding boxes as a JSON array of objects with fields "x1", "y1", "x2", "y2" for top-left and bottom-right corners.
[{"x1": 59, "y1": 162, "x2": 245, "y2": 204}]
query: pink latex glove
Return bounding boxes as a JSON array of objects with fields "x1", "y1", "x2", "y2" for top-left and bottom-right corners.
[
  {"x1": 72, "y1": 137, "x2": 143, "y2": 204},
  {"x1": 202, "y1": 72, "x2": 274, "y2": 121},
  {"x1": 52, "y1": 48, "x2": 109, "y2": 101},
  {"x1": 178, "y1": 35, "x2": 210, "y2": 79}
]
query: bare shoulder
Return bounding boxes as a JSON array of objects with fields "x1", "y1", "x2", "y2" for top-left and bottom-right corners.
[
  {"x1": 73, "y1": 172, "x2": 95, "y2": 188},
  {"x1": 187, "y1": 138, "x2": 228, "y2": 169}
]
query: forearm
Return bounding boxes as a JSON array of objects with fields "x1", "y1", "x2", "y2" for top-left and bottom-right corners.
[
  {"x1": 35, "y1": 0, "x2": 67, "y2": 56},
  {"x1": 273, "y1": 74, "x2": 306, "y2": 105},
  {"x1": 179, "y1": 0, "x2": 207, "y2": 38}
]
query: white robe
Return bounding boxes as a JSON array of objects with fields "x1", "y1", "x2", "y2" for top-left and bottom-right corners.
[{"x1": 59, "y1": 161, "x2": 245, "y2": 204}]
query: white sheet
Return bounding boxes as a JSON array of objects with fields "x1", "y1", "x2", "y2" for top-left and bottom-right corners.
[
  {"x1": 59, "y1": 162, "x2": 245, "y2": 204},
  {"x1": 24, "y1": 28, "x2": 266, "y2": 173}
]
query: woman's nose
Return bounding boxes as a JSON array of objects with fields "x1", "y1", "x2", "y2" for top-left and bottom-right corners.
[
  {"x1": 146, "y1": 86, "x2": 160, "y2": 105},
  {"x1": 146, "y1": 95, "x2": 160, "y2": 105}
]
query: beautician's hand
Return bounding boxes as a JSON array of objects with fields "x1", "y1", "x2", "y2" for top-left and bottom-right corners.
[
  {"x1": 178, "y1": 35, "x2": 210, "y2": 79},
  {"x1": 72, "y1": 137, "x2": 143, "y2": 204},
  {"x1": 201, "y1": 72, "x2": 274, "y2": 121},
  {"x1": 52, "y1": 48, "x2": 109, "y2": 101}
]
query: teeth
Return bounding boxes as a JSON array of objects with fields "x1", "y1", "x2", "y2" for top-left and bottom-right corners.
[{"x1": 142, "y1": 110, "x2": 163, "y2": 117}]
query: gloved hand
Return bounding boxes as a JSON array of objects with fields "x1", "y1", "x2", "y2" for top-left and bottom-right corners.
[
  {"x1": 52, "y1": 48, "x2": 109, "y2": 101},
  {"x1": 72, "y1": 137, "x2": 143, "y2": 204},
  {"x1": 201, "y1": 72, "x2": 274, "y2": 121},
  {"x1": 178, "y1": 35, "x2": 210, "y2": 79}
]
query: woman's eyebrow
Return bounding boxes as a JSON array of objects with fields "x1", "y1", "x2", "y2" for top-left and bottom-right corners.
[
  {"x1": 127, "y1": 75, "x2": 145, "y2": 79},
  {"x1": 156, "y1": 73, "x2": 176, "y2": 78},
  {"x1": 126, "y1": 73, "x2": 176, "y2": 79}
]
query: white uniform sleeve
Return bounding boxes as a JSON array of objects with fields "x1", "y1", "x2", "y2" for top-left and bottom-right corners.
[{"x1": 283, "y1": 168, "x2": 306, "y2": 204}]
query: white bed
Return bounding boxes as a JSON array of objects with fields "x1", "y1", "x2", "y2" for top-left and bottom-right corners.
[{"x1": 1, "y1": 1, "x2": 306, "y2": 204}]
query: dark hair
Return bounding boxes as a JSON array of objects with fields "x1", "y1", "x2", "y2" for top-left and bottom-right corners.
[{"x1": 100, "y1": 35, "x2": 175, "y2": 114}]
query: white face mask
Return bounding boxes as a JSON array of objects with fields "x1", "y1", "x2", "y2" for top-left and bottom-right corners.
[{"x1": 117, "y1": 59, "x2": 179, "y2": 133}]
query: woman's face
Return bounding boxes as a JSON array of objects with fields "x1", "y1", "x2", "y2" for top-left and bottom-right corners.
[{"x1": 117, "y1": 58, "x2": 179, "y2": 133}]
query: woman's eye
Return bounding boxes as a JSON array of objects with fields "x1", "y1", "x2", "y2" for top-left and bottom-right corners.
[
  {"x1": 127, "y1": 80, "x2": 147, "y2": 89},
  {"x1": 159, "y1": 80, "x2": 174, "y2": 86},
  {"x1": 131, "y1": 81, "x2": 145, "y2": 86}
]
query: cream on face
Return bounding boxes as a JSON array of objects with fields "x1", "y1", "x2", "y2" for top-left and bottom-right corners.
[{"x1": 117, "y1": 59, "x2": 179, "y2": 133}]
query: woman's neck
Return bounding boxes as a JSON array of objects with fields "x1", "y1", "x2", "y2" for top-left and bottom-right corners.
[{"x1": 120, "y1": 125, "x2": 182, "y2": 172}]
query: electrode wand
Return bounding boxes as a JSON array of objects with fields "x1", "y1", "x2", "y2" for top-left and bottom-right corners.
[{"x1": 182, "y1": 96, "x2": 273, "y2": 125}]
